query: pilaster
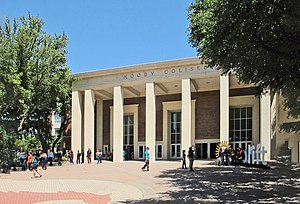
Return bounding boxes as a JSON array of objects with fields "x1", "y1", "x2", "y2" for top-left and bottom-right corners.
[
  {"x1": 113, "y1": 86, "x2": 124, "y2": 162},
  {"x1": 182, "y1": 78, "x2": 192, "y2": 154},
  {"x1": 220, "y1": 75, "x2": 229, "y2": 142},
  {"x1": 84, "y1": 89, "x2": 95, "y2": 155},
  {"x1": 71, "y1": 91, "x2": 83, "y2": 153},
  {"x1": 260, "y1": 92, "x2": 271, "y2": 160},
  {"x1": 146, "y1": 82, "x2": 156, "y2": 163}
]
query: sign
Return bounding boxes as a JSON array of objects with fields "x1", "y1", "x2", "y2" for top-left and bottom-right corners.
[{"x1": 244, "y1": 143, "x2": 268, "y2": 165}]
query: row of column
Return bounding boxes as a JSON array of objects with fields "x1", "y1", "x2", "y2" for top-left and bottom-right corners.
[
  {"x1": 71, "y1": 79, "x2": 194, "y2": 163},
  {"x1": 113, "y1": 80, "x2": 193, "y2": 162},
  {"x1": 72, "y1": 75, "x2": 271, "y2": 161}
]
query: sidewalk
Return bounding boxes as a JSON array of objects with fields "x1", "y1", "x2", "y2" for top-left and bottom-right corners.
[{"x1": 0, "y1": 160, "x2": 299, "y2": 203}]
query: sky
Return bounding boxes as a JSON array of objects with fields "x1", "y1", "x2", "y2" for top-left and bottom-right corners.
[{"x1": 0, "y1": 0, "x2": 197, "y2": 74}]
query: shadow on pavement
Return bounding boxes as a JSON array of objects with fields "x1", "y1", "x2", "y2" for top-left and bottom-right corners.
[{"x1": 120, "y1": 162, "x2": 300, "y2": 203}]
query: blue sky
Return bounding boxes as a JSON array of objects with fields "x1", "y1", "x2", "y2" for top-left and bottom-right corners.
[{"x1": 0, "y1": 0, "x2": 197, "y2": 73}]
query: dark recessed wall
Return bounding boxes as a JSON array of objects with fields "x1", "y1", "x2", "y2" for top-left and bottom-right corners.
[
  {"x1": 193, "y1": 91, "x2": 220, "y2": 139},
  {"x1": 101, "y1": 88, "x2": 254, "y2": 147}
]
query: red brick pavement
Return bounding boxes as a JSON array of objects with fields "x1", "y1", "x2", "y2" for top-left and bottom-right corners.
[{"x1": 0, "y1": 191, "x2": 111, "y2": 204}]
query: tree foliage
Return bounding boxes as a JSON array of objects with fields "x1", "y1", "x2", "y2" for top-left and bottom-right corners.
[
  {"x1": 0, "y1": 14, "x2": 75, "y2": 151},
  {"x1": 188, "y1": 0, "x2": 300, "y2": 133},
  {"x1": 0, "y1": 126, "x2": 17, "y2": 164}
]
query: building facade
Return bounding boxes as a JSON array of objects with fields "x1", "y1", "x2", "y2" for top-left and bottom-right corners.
[{"x1": 71, "y1": 57, "x2": 299, "y2": 163}]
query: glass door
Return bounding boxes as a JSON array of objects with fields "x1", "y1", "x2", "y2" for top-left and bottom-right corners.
[
  {"x1": 170, "y1": 112, "x2": 181, "y2": 158},
  {"x1": 123, "y1": 114, "x2": 134, "y2": 160}
]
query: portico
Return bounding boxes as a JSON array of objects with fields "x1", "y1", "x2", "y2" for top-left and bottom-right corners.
[{"x1": 72, "y1": 57, "x2": 271, "y2": 161}]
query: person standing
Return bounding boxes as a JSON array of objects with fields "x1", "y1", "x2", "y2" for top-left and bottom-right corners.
[
  {"x1": 27, "y1": 152, "x2": 33, "y2": 170},
  {"x1": 96, "y1": 149, "x2": 102, "y2": 164},
  {"x1": 81, "y1": 149, "x2": 84, "y2": 164},
  {"x1": 188, "y1": 146, "x2": 194, "y2": 171},
  {"x1": 141, "y1": 147, "x2": 150, "y2": 171},
  {"x1": 87, "y1": 148, "x2": 92, "y2": 164},
  {"x1": 48, "y1": 150, "x2": 54, "y2": 166},
  {"x1": 69, "y1": 150, "x2": 74, "y2": 164},
  {"x1": 57, "y1": 151, "x2": 62, "y2": 166},
  {"x1": 19, "y1": 152, "x2": 27, "y2": 171},
  {"x1": 182, "y1": 150, "x2": 187, "y2": 169},
  {"x1": 76, "y1": 150, "x2": 81, "y2": 164},
  {"x1": 40, "y1": 151, "x2": 47, "y2": 170}
]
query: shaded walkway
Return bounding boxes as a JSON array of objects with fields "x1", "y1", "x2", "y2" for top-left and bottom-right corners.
[{"x1": 122, "y1": 162, "x2": 300, "y2": 203}]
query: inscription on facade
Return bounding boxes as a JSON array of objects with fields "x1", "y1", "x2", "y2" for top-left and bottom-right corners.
[
  {"x1": 123, "y1": 71, "x2": 155, "y2": 79},
  {"x1": 122, "y1": 66, "x2": 204, "y2": 80}
]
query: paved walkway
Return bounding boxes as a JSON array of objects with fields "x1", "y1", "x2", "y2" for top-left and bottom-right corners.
[{"x1": 0, "y1": 160, "x2": 299, "y2": 203}]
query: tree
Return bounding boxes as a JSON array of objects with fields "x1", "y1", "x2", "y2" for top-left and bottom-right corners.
[
  {"x1": 188, "y1": 0, "x2": 300, "y2": 133},
  {"x1": 0, "y1": 14, "x2": 75, "y2": 151}
]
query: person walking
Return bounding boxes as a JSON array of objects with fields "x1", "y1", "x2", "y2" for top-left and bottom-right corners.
[
  {"x1": 87, "y1": 148, "x2": 92, "y2": 164},
  {"x1": 141, "y1": 147, "x2": 150, "y2": 171},
  {"x1": 188, "y1": 146, "x2": 194, "y2": 171},
  {"x1": 182, "y1": 150, "x2": 187, "y2": 169},
  {"x1": 96, "y1": 149, "x2": 102, "y2": 164},
  {"x1": 32, "y1": 154, "x2": 42, "y2": 178}
]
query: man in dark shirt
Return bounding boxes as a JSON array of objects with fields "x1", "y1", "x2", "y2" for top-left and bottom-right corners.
[{"x1": 188, "y1": 146, "x2": 194, "y2": 171}]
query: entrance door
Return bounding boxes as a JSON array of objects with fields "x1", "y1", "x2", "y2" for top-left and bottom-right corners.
[
  {"x1": 210, "y1": 143, "x2": 218, "y2": 159},
  {"x1": 196, "y1": 143, "x2": 208, "y2": 159},
  {"x1": 123, "y1": 115, "x2": 134, "y2": 160},
  {"x1": 170, "y1": 112, "x2": 181, "y2": 158}
]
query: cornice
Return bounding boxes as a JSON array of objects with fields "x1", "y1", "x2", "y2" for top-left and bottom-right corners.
[{"x1": 74, "y1": 57, "x2": 202, "y2": 79}]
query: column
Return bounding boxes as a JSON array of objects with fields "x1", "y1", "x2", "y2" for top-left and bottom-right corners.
[
  {"x1": 113, "y1": 86, "x2": 124, "y2": 162},
  {"x1": 84, "y1": 90, "x2": 95, "y2": 155},
  {"x1": 220, "y1": 74, "x2": 229, "y2": 142},
  {"x1": 96, "y1": 99, "x2": 103, "y2": 151},
  {"x1": 260, "y1": 92, "x2": 271, "y2": 160},
  {"x1": 71, "y1": 91, "x2": 83, "y2": 153},
  {"x1": 207, "y1": 143, "x2": 211, "y2": 159},
  {"x1": 182, "y1": 78, "x2": 192, "y2": 154},
  {"x1": 146, "y1": 82, "x2": 156, "y2": 163}
]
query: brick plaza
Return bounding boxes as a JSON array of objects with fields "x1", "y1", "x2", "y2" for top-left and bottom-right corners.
[{"x1": 0, "y1": 160, "x2": 299, "y2": 203}]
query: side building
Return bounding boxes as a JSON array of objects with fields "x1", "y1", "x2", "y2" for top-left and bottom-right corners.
[
  {"x1": 271, "y1": 92, "x2": 300, "y2": 163},
  {"x1": 71, "y1": 57, "x2": 300, "y2": 163}
]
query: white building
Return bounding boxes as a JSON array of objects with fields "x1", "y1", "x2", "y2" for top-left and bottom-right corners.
[{"x1": 71, "y1": 57, "x2": 300, "y2": 163}]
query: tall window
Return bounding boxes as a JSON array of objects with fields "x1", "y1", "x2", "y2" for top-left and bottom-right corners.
[
  {"x1": 123, "y1": 115, "x2": 134, "y2": 160},
  {"x1": 229, "y1": 107, "x2": 252, "y2": 142},
  {"x1": 170, "y1": 112, "x2": 181, "y2": 158}
]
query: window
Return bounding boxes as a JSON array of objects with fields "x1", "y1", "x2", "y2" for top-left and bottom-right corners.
[
  {"x1": 229, "y1": 107, "x2": 252, "y2": 142},
  {"x1": 54, "y1": 113, "x2": 62, "y2": 124},
  {"x1": 155, "y1": 144, "x2": 163, "y2": 159},
  {"x1": 170, "y1": 112, "x2": 181, "y2": 158}
]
